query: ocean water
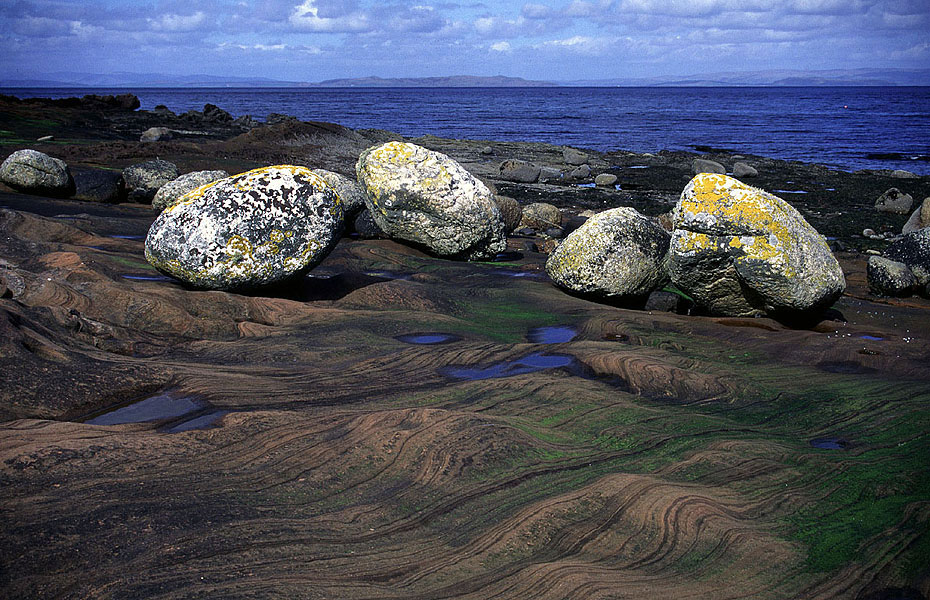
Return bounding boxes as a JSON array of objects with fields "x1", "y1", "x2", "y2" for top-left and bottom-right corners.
[{"x1": 4, "y1": 86, "x2": 929, "y2": 174}]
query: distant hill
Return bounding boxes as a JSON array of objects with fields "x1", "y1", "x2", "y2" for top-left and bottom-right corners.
[
  {"x1": 313, "y1": 75, "x2": 556, "y2": 87},
  {"x1": 565, "y1": 68, "x2": 930, "y2": 87}
]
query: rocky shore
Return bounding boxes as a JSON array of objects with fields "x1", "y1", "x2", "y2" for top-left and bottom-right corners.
[{"x1": 2, "y1": 94, "x2": 929, "y2": 600}]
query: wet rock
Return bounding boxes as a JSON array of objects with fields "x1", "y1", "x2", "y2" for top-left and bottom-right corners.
[
  {"x1": 595, "y1": 173, "x2": 618, "y2": 187},
  {"x1": 563, "y1": 147, "x2": 588, "y2": 166},
  {"x1": 867, "y1": 256, "x2": 916, "y2": 297},
  {"x1": 357, "y1": 141, "x2": 506, "y2": 260},
  {"x1": 203, "y1": 104, "x2": 233, "y2": 123},
  {"x1": 692, "y1": 158, "x2": 726, "y2": 175},
  {"x1": 667, "y1": 173, "x2": 845, "y2": 318},
  {"x1": 498, "y1": 159, "x2": 540, "y2": 183},
  {"x1": 732, "y1": 161, "x2": 758, "y2": 178},
  {"x1": 140, "y1": 127, "x2": 173, "y2": 142},
  {"x1": 520, "y1": 202, "x2": 562, "y2": 231},
  {"x1": 546, "y1": 207, "x2": 670, "y2": 301},
  {"x1": 145, "y1": 165, "x2": 343, "y2": 289},
  {"x1": 875, "y1": 187, "x2": 913, "y2": 214},
  {"x1": 122, "y1": 159, "x2": 180, "y2": 203},
  {"x1": 0, "y1": 149, "x2": 73, "y2": 197},
  {"x1": 883, "y1": 227, "x2": 930, "y2": 291},
  {"x1": 70, "y1": 168, "x2": 124, "y2": 203},
  {"x1": 494, "y1": 195, "x2": 523, "y2": 233},
  {"x1": 312, "y1": 168, "x2": 367, "y2": 218},
  {"x1": 152, "y1": 170, "x2": 229, "y2": 211}
]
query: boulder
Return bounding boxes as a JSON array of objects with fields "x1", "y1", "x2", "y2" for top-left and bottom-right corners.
[
  {"x1": 569, "y1": 164, "x2": 591, "y2": 179},
  {"x1": 563, "y1": 148, "x2": 588, "y2": 166},
  {"x1": 70, "y1": 168, "x2": 124, "y2": 203},
  {"x1": 233, "y1": 115, "x2": 260, "y2": 129},
  {"x1": 152, "y1": 170, "x2": 229, "y2": 212},
  {"x1": 145, "y1": 165, "x2": 343, "y2": 290},
  {"x1": 594, "y1": 173, "x2": 618, "y2": 187},
  {"x1": 538, "y1": 167, "x2": 563, "y2": 183},
  {"x1": 546, "y1": 207, "x2": 670, "y2": 301},
  {"x1": 891, "y1": 169, "x2": 918, "y2": 179},
  {"x1": 520, "y1": 202, "x2": 562, "y2": 231},
  {"x1": 867, "y1": 256, "x2": 916, "y2": 297},
  {"x1": 498, "y1": 159, "x2": 540, "y2": 183},
  {"x1": 353, "y1": 209, "x2": 387, "y2": 239},
  {"x1": 906, "y1": 197, "x2": 930, "y2": 234},
  {"x1": 667, "y1": 173, "x2": 845, "y2": 318},
  {"x1": 692, "y1": 158, "x2": 726, "y2": 175},
  {"x1": 203, "y1": 104, "x2": 233, "y2": 123},
  {"x1": 140, "y1": 127, "x2": 173, "y2": 142},
  {"x1": 494, "y1": 195, "x2": 523, "y2": 233},
  {"x1": 0, "y1": 149, "x2": 73, "y2": 197},
  {"x1": 311, "y1": 169, "x2": 367, "y2": 218},
  {"x1": 122, "y1": 159, "x2": 179, "y2": 203},
  {"x1": 732, "y1": 161, "x2": 758, "y2": 178},
  {"x1": 875, "y1": 188, "x2": 913, "y2": 214},
  {"x1": 883, "y1": 227, "x2": 930, "y2": 291},
  {"x1": 357, "y1": 142, "x2": 506, "y2": 260}
]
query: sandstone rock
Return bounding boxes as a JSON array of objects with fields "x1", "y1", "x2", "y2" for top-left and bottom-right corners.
[
  {"x1": 140, "y1": 127, "x2": 173, "y2": 142},
  {"x1": 595, "y1": 173, "x2": 618, "y2": 187},
  {"x1": 122, "y1": 159, "x2": 179, "y2": 203},
  {"x1": 875, "y1": 188, "x2": 913, "y2": 214},
  {"x1": 498, "y1": 159, "x2": 540, "y2": 183},
  {"x1": 312, "y1": 169, "x2": 367, "y2": 218},
  {"x1": 732, "y1": 162, "x2": 758, "y2": 178},
  {"x1": 146, "y1": 165, "x2": 343, "y2": 290},
  {"x1": 692, "y1": 159, "x2": 726, "y2": 175},
  {"x1": 520, "y1": 202, "x2": 562, "y2": 231},
  {"x1": 71, "y1": 168, "x2": 123, "y2": 203},
  {"x1": 152, "y1": 170, "x2": 229, "y2": 212},
  {"x1": 546, "y1": 207, "x2": 670, "y2": 301},
  {"x1": 494, "y1": 195, "x2": 523, "y2": 233},
  {"x1": 0, "y1": 149, "x2": 73, "y2": 197},
  {"x1": 667, "y1": 173, "x2": 845, "y2": 318},
  {"x1": 883, "y1": 227, "x2": 930, "y2": 291},
  {"x1": 867, "y1": 256, "x2": 916, "y2": 297},
  {"x1": 357, "y1": 142, "x2": 506, "y2": 260},
  {"x1": 563, "y1": 148, "x2": 588, "y2": 166}
]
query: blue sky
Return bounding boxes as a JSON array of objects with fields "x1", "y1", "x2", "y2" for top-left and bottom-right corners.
[{"x1": 1, "y1": 0, "x2": 929, "y2": 81}]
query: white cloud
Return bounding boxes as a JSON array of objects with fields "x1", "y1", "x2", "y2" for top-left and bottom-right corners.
[
  {"x1": 490, "y1": 40, "x2": 512, "y2": 51},
  {"x1": 148, "y1": 12, "x2": 206, "y2": 32},
  {"x1": 289, "y1": 0, "x2": 370, "y2": 32}
]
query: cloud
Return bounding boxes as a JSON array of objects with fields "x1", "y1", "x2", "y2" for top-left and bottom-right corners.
[
  {"x1": 147, "y1": 12, "x2": 207, "y2": 32},
  {"x1": 289, "y1": 0, "x2": 371, "y2": 32},
  {"x1": 489, "y1": 40, "x2": 511, "y2": 51},
  {"x1": 521, "y1": 3, "x2": 554, "y2": 19}
]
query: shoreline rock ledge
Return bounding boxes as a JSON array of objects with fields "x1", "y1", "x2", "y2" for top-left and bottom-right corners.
[
  {"x1": 667, "y1": 173, "x2": 845, "y2": 318},
  {"x1": 357, "y1": 141, "x2": 506, "y2": 260},
  {"x1": 145, "y1": 165, "x2": 344, "y2": 290}
]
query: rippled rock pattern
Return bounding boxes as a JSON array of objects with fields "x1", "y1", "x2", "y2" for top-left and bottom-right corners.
[
  {"x1": 547, "y1": 207, "x2": 670, "y2": 301},
  {"x1": 0, "y1": 149, "x2": 73, "y2": 197},
  {"x1": 668, "y1": 173, "x2": 846, "y2": 317},
  {"x1": 358, "y1": 142, "x2": 506, "y2": 260},
  {"x1": 145, "y1": 165, "x2": 343, "y2": 289}
]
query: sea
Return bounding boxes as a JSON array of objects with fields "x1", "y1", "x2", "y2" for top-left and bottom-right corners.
[{"x1": 4, "y1": 86, "x2": 930, "y2": 175}]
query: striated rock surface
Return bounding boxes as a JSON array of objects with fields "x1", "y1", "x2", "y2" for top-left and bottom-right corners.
[
  {"x1": 152, "y1": 170, "x2": 229, "y2": 211},
  {"x1": 668, "y1": 173, "x2": 845, "y2": 317},
  {"x1": 357, "y1": 142, "x2": 505, "y2": 260},
  {"x1": 145, "y1": 165, "x2": 343, "y2": 289},
  {"x1": 0, "y1": 149, "x2": 73, "y2": 197},
  {"x1": 546, "y1": 207, "x2": 670, "y2": 301},
  {"x1": 123, "y1": 159, "x2": 179, "y2": 203}
]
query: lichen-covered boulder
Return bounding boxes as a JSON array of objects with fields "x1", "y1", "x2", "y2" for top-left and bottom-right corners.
[
  {"x1": 883, "y1": 227, "x2": 930, "y2": 291},
  {"x1": 867, "y1": 256, "x2": 916, "y2": 297},
  {"x1": 546, "y1": 207, "x2": 670, "y2": 301},
  {"x1": 145, "y1": 165, "x2": 343, "y2": 290},
  {"x1": 312, "y1": 169, "x2": 367, "y2": 218},
  {"x1": 0, "y1": 149, "x2": 73, "y2": 197},
  {"x1": 357, "y1": 142, "x2": 506, "y2": 260},
  {"x1": 152, "y1": 170, "x2": 229, "y2": 211},
  {"x1": 668, "y1": 173, "x2": 845, "y2": 317},
  {"x1": 123, "y1": 159, "x2": 180, "y2": 203}
]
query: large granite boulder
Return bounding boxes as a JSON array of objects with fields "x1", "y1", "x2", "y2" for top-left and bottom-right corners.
[
  {"x1": 667, "y1": 173, "x2": 845, "y2": 318},
  {"x1": 883, "y1": 227, "x2": 930, "y2": 292},
  {"x1": 357, "y1": 142, "x2": 506, "y2": 260},
  {"x1": 152, "y1": 170, "x2": 229, "y2": 211},
  {"x1": 0, "y1": 149, "x2": 73, "y2": 197},
  {"x1": 312, "y1": 169, "x2": 367, "y2": 218},
  {"x1": 145, "y1": 166, "x2": 344, "y2": 290},
  {"x1": 123, "y1": 159, "x2": 179, "y2": 203},
  {"x1": 546, "y1": 207, "x2": 670, "y2": 301}
]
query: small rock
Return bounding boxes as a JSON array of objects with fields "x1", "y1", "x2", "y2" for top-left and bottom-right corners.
[
  {"x1": 578, "y1": 210, "x2": 598, "y2": 218},
  {"x1": 563, "y1": 148, "x2": 588, "y2": 166},
  {"x1": 312, "y1": 169, "x2": 367, "y2": 218},
  {"x1": 493, "y1": 195, "x2": 523, "y2": 233},
  {"x1": 233, "y1": 115, "x2": 260, "y2": 129},
  {"x1": 538, "y1": 167, "x2": 563, "y2": 183},
  {"x1": 266, "y1": 113, "x2": 298, "y2": 125},
  {"x1": 891, "y1": 169, "x2": 918, "y2": 179},
  {"x1": 863, "y1": 228, "x2": 876, "y2": 237},
  {"x1": 152, "y1": 170, "x2": 229, "y2": 211},
  {"x1": 594, "y1": 173, "x2": 618, "y2": 187},
  {"x1": 692, "y1": 158, "x2": 726, "y2": 175},
  {"x1": 36, "y1": 135, "x2": 54, "y2": 142},
  {"x1": 562, "y1": 214, "x2": 589, "y2": 236},
  {"x1": 153, "y1": 105, "x2": 175, "y2": 117},
  {"x1": 875, "y1": 188, "x2": 913, "y2": 214},
  {"x1": 569, "y1": 164, "x2": 591, "y2": 179},
  {"x1": 71, "y1": 168, "x2": 124, "y2": 204},
  {"x1": 513, "y1": 227, "x2": 536, "y2": 237},
  {"x1": 732, "y1": 161, "x2": 758, "y2": 178},
  {"x1": 520, "y1": 202, "x2": 562, "y2": 230},
  {"x1": 0, "y1": 149, "x2": 73, "y2": 197},
  {"x1": 498, "y1": 159, "x2": 540, "y2": 183},
  {"x1": 543, "y1": 227, "x2": 564, "y2": 239},
  {"x1": 480, "y1": 146, "x2": 493, "y2": 155},
  {"x1": 867, "y1": 256, "x2": 916, "y2": 296},
  {"x1": 122, "y1": 159, "x2": 180, "y2": 203},
  {"x1": 140, "y1": 127, "x2": 173, "y2": 142}
]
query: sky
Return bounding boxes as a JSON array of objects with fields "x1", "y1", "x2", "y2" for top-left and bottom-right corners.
[{"x1": 1, "y1": 0, "x2": 929, "y2": 82}]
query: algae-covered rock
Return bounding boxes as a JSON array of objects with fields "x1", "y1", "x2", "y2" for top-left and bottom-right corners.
[
  {"x1": 357, "y1": 142, "x2": 506, "y2": 260},
  {"x1": 546, "y1": 207, "x2": 670, "y2": 301},
  {"x1": 668, "y1": 173, "x2": 845, "y2": 317},
  {"x1": 0, "y1": 149, "x2": 73, "y2": 197},
  {"x1": 152, "y1": 170, "x2": 229, "y2": 211},
  {"x1": 145, "y1": 165, "x2": 343, "y2": 290}
]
